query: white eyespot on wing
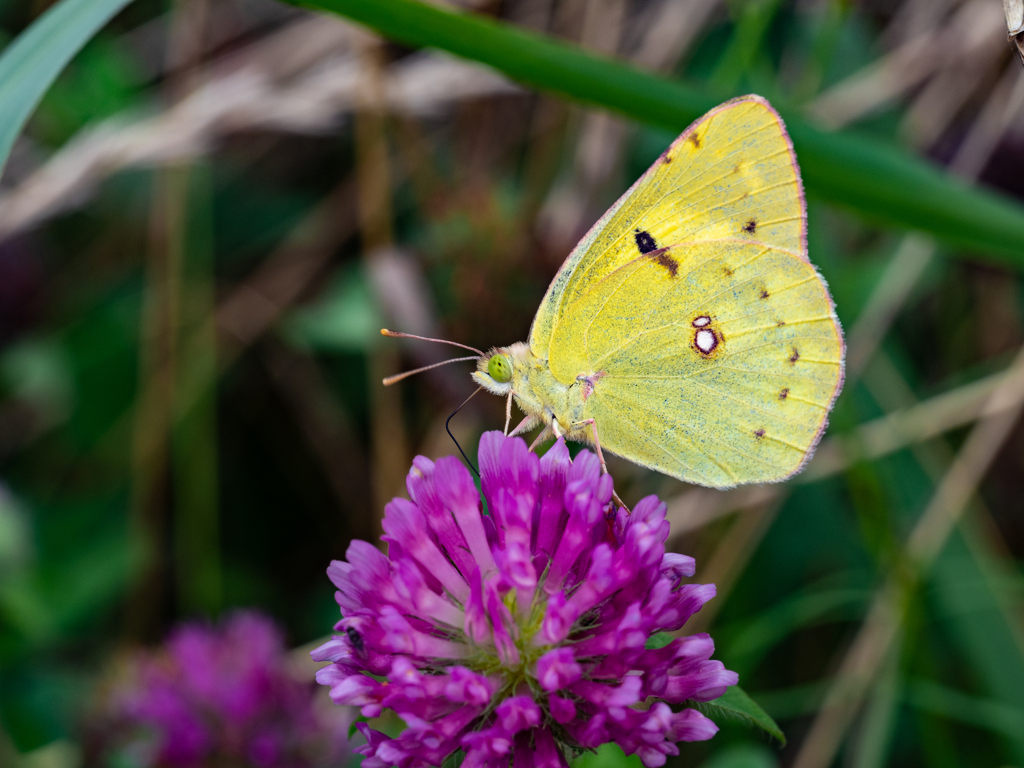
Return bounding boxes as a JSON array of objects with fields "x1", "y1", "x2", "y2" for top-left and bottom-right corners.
[
  {"x1": 692, "y1": 316, "x2": 711, "y2": 327},
  {"x1": 695, "y1": 329, "x2": 717, "y2": 354}
]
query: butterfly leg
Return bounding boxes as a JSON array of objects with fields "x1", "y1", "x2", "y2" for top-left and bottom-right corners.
[
  {"x1": 510, "y1": 415, "x2": 540, "y2": 437},
  {"x1": 504, "y1": 390, "x2": 514, "y2": 435},
  {"x1": 571, "y1": 417, "x2": 630, "y2": 513},
  {"x1": 528, "y1": 425, "x2": 553, "y2": 452}
]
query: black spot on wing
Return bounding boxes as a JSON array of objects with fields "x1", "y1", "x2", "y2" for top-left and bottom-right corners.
[
  {"x1": 779, "y1": 388, "x2": 790, "y2": 400},
  {"x1": 688, "y1": 133, "x2": 701, "y2": 149},
  {"x1": 754, "y1": 429, "x2": 765, "y2": 439},
  {"x1": 743, "y1": 219, "x2": 758, "y2": 234},
  {"x1": 635, "y1": 230, "x2": 658, "y2": 254},
  {"x1": 653, "y1": 251, "x2": 679, "y2": 277},
  {"x1": 789, "y1": 348, "x2": 800, "y2": 365},
  {"x1": 759, "y1": 289, "x2": 769, "y2": 299}
]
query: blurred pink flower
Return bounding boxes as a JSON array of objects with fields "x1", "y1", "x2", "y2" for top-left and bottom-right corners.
[{"x1": 94, "y1": 611, "x2": 350, "y2": 768}]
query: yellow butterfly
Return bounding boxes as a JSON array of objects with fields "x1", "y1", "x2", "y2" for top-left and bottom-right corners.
[{"x1": 389, "y1": 95, "x2": 844, "y2": 489}]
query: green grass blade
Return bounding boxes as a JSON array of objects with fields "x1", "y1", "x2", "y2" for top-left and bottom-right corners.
[
  {"x1": 296, "y1": 0, "x2": 716, "y2": 125},
  {"x1": 0, "y1": 0, "x2": 134, "y2": 175},
  {"x1": 931, "y1": 528, "x2": 1024, "y2": 763},
  {"x1": 905, "y1": 678, "x2": 1024, "y2": 742},
  {"x1": 291, "y1": 0, "x2": 1024, "y2": 266},
  {"x1": 789, "y1": 122, "x2": 1024, "y2": 265}
]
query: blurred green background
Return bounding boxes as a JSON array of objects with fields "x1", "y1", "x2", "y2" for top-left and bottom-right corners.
[{"x1": 1, "y1": 0, "x2": 1024, "y2": 766}]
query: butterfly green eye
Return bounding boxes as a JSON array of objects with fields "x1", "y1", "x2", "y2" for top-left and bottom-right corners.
[{"x1": 487, "y1": 354, "x2": 512, "y2": 383}]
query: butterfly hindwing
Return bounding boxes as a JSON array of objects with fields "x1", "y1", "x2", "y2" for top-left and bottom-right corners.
[{"x1": 549, "y1": 240, "x2": 842, "y2": 486}]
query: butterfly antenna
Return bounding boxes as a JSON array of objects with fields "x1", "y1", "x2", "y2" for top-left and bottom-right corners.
[
  {"x1": 381, "y1": 329, "x2": 484, "y2": 356},
  {"x1": 447, "y1": 388, "x2": 483, "y2": 477},
  {"x1": 382, "y1": 356, "x2": 479, "y2": 386}
]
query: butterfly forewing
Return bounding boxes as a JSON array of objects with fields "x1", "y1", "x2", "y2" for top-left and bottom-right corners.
[{"x1": 530, "y1": 95, "x2": 807, "y2": 361}]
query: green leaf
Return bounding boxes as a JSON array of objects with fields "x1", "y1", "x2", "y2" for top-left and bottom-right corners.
[
  {"x1": 283, "y1": 265, "x2": 384, "y2": 353},
  {"x1": 0, "y1": 0, "x2": 135, "y2": 175},
  {"x1": 288, "y1": 0, "x2": 1024, "y2": 267},
  {"x1": 645, "y1": 632, "x2": 674, "y2": 650},
  {"x1": 702, "y1": 686, "x2": 786, "y2": 746},
  {"x1": 572, "y1": 743, "x2": 643, "y2": 768}
]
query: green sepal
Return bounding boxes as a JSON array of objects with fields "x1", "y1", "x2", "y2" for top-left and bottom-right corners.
[
  {"x1": 645, "y1": 632, "x2": 675, "y2": 650},
  {"x1": 348, "y1": 715, "x2": 370, "y2": 740}
]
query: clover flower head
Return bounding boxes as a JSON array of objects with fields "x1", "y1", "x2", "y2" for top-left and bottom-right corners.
[
  {"x1": 315, "y1": 432, "x2": 738, "y2": 768},
  {"x1": 91, "y1": 611, "x2": 351, "y2": 768}
]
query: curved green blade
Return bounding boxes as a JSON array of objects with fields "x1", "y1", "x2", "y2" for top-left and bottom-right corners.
[{"x1": 0, "y1": 0, "x2": 135, "y2": 175}]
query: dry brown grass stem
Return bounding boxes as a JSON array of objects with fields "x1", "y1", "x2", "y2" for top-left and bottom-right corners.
[
  {"x1": 152, "y1": 176, "x2": 362, "y2": 473},
  {"x1": 1006, "y1": 0, "x2": 1024, "y2": 64},
  {"x1": 901, "y1": 6, "x2": 1010, "y2": 148},
  {"x1": 905, "y1": 348, "x2": 1024, "y2": 566},
  {"x1": 3, "y1": 174, "x2": 366, "y2": 616},
  {"x1": 863, "y1": 351, "x2": 1024, "y2": 663},
  {"x1": 790, "y1": 581, "x2": 905, "y2": 768},
  {"x1": 843, "y1": 234, "x2": 934, "y2": 379},
  {"x1": 665, "y1": 484, "x2": 776, "y2": 537},
  {"x1": 803, "y1": 364, "x2": 1020, "y2": 482},
  {"x1": 126, "y1": 0, "x2": 216, "y2": 636},
  {"x1": 3, "y1": 128, "x2": 457, "y2": 479},
  {"x1": 882, "y1": 0, "x2": 961, "y2": 48},
  {"x1": 215, "y1": 170, "x2": 470, "y2": 407},
  {"x1": 807, "y1": 0, "x2": 1004, "y2": 131},
  {"x1": 628, "y1": 0, "x2": 722, "y2": 72},
  {"x1": 948, "y1": 60, "x2": 1024, "y2": 179},
  {"x1": 537, "y1": 0, "x2": 628, "y2": 251},
  {"x1": 681, "y1": 497, "x2": 783, "y2": 635},
  {"x1": 354, "y1": 40, "x2": 411, "y2": 538},
  {"x1": 0, "y1": 23, "x2": 518, "y2": 242}
]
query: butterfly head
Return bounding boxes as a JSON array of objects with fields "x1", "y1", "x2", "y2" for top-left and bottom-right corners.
[
  {"x1": 473, "y1": 344, "x2": 530, "y2": 395},
  {"x1": 487, "y1": 353, "x2": 512, "y2": 383},
  {"x1": 473, "y1": 350, "x2": 513, "y2": 395}
]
